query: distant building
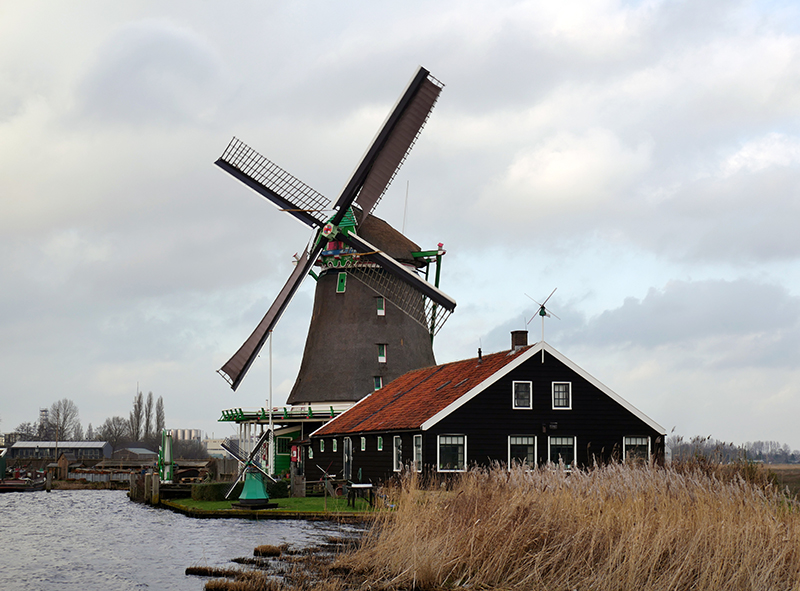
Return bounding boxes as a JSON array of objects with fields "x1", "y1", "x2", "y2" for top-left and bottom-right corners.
[
  {"x1": 171, "y1": 429, "x2": 202, "y2": 442},
  {"x1": 9, "y1": 441, "x2": 112, "y2": 461},
  {"x1": 112, "y1": 447, "x2": 157, "y2": 461},
  {"x1": 203, "y1": 438, "x2": 229, "y2": 459}
]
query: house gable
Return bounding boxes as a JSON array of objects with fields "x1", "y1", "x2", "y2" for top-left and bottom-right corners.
[{"x1": 423, "y1": 342, "x2": 664, "y2": 434}]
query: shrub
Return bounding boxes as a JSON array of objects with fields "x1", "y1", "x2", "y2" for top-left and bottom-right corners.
[{"x1": 192, "y1": 481, "x2": 243, "y2": 501}]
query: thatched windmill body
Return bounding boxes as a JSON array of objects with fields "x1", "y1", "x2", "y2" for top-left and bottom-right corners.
[{"x1": 216, "y1": 67, "x2": 456, "y2": 408}]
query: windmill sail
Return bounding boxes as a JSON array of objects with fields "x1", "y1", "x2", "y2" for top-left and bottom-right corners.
[
  {"x1": 219, "y1": 246, "x2": 320, "y2": 390},
  {"x1": 342, "y1": 232, "x2": 455, "y2": 313},
  {"x1": 216, "y1": 138, "x2": 330, "y2": 228},
  {"x1": 332, "y1": 67, "x2": 443, "y2": 220},
  {"x1": 353, "y1": 72, "x2": 443, "y2": 216}
]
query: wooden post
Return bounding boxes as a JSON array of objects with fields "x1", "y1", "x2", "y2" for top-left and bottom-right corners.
[
  {"x1": 151, "y1": 473, "x2": 160, "y2": 505},
  {"x1": 46, "y1": 471, "x2": 52, "y2": 493}
]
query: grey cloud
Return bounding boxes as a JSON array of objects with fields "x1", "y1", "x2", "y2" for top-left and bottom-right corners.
[
  {"x1": 558, "y1": 279, "x2": 800, "y2": 367},
  {"x1": 75, "y1": 20, "x2": 225, "y2": 126}
]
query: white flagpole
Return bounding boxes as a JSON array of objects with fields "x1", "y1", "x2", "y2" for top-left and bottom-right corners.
[{"x1": 269, "y1": 330, "x2": 274, "y2": 476}]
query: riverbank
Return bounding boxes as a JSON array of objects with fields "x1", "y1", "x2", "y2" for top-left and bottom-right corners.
[{"x1": 161, "y1": 496, "x2": 375, "y2": 522}]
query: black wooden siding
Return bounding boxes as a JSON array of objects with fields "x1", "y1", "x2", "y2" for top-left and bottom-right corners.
[{"x1": 308, "y1": 350, "x2": 664, "y2": 485}]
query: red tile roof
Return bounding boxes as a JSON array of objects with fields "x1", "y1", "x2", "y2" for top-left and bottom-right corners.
[{"x1": 314, "y1": 345, "x2": 535, "y2": 435}]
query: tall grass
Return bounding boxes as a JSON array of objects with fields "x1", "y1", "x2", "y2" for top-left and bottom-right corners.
[{"x1": 337, "y1": 463, "x2": 800, "y2": 590}]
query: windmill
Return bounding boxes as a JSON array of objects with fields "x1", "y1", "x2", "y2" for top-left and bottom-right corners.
[
  {"x1": 526, "y1": 288, "x2": 560, "y2": 348},
  {"x1": 221, "y1": 430, "x2": 276, "y2": 507},
  {"x1": 215, "y1": 66, "x2": 457, "y2": 405}
]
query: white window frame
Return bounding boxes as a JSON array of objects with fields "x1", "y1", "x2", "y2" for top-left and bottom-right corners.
[
  {"x1": 548, "y1": 436, "x2": 576, "y2": 469},
  {"x1": 378, "y1": 344, "x2": 387, "y2": 363},
  {"x1": 512, "y1": 380, "x2": 533, "y2": 409},
  {"x1": 332, "y1": 438, "x2": 338, "y2": 453},
  {"x1": 376, "y1": 296, "x2": 385, "y2": 316},
  {"x1": 307, "y1": 446, "x2": 314, "y2": 459},
  {"x1": 436, "y1": 434, "x2": 467, "y2": 472},
  {"x1": 393, "y1": 436, "x2": 402, "y2": 472},
  {"x1": 360, "y1": 436, "x2": 366, "y2": 452},
  {"x1": 508, "y1": 435, "x2": 537, "y2": 469},
  {"x1": 552, "y1": 382, "x2": 572, "y2": 410},
  {"x1": 373, "y1": 376, "x2": 383, "y2": 390},
  {"x1": 319, "y1": 439, "x2": 324, "y2": 452},
  {"x1": 623, "y1": 436, "x2": 651, "y2": 462},
  {"x1": 413, "y1": 434, "x2": 422, "y2": 472},
  {"x1": 377, "y1": 436, "x2": 384, "y2": 451}
]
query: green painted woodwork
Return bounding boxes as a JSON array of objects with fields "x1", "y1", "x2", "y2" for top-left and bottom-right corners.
[{"x1": 239, "y1": 471, "x2": 269, "y2": 501}]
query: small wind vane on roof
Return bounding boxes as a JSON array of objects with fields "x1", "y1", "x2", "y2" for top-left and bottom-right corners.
[{"x1": 525, "y1": 288, "x2": 560, "y2": 358}]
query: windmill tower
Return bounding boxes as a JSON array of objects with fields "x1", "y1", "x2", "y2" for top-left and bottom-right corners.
[{"x1": 216, "y1": 66, "x2": 456, "y2": 408}]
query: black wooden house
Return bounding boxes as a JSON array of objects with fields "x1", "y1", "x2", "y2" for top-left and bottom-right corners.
[{"x1": 308, "y1": 332, "x2": 665, "y2": 484}]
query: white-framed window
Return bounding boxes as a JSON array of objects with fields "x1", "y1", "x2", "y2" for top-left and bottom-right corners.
[
  {"x1": 308, "y1": 446, "x2": 314, "y2": 459},
  {"x1": 513, "y1": 381, "x2": 532, "y2": 409},
  {"x1": 548, "y1": 436, "x2": 576, "y2": 469},
  {"x1": 437, "y1": 434, "x2": 466, "y2": 472},
  {"x1": 377, "y1": 343, "x2": 387, "y2": 363},
  {"x1": 276, "y1": 437, "x2": 292, "y2": 455},
  {"x1": 336, "y1": 272, "x2": 347, "y2": 293},
  {"x1": 623, "y1": 436, "x2": 650, "y2": 463},
  {"x1": 508, "y1": 435, "x2": 536, "y2": 468},
  {"x1": 360, "y1": 436, "x2": 366, "y2": 452},
  {"x1": 319, "y1": 439, "x2": 325, "y2": 452},
  {"x1": 373, "y1": 376, "x2": 383, "y2": 390},
  {"x1": 414, "y1": 434, "x2": 422, "y2": 472},
  {"x1": 552, "y1": 382, "x2": 572, "y2": 409},
  {"x1": 393, "y1": 436, "x2": 403, "y2": 472},
  {"x1": 377, "y1": 436, "x2": 383, "y2": 451},
  {"x1": 332, "y1": 438, "x2": 338, "y2": 452},
  {"x1": 376, "y1": 296, "x2": 385, "y2": 316}
]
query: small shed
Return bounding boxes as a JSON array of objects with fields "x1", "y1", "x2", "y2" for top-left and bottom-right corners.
[
  {"x1": 309, "y1": 333, "x2": 665, "y2": 484},
  {"x1": 112, "y1": 447, "x2": 157, "y2": 461}
]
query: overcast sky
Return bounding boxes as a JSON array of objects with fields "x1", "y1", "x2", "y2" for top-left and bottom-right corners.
[{"x1": 3, "y1": 1, "x2": 800, "y2": 450}]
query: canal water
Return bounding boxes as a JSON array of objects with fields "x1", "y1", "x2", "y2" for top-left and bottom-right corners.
[{"x1": 0, "y1": 489, "x2": 358, "y2": 591}]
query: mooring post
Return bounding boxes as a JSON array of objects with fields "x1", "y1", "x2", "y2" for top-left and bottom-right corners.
[
  {"x1": 144, "y1": 473, "x2": 152, "y2": 503},
  {"x1": 46, "y1": 471, "x2": 52, "y2": 493},
  {"x1": 151, "y1": 472, "x2": 160, "y2": 505}
]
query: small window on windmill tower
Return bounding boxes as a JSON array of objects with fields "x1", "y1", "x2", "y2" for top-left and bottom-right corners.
[
  {"x1": 336, "y1": 272, "x2": 347, "y2": 293},
  {"x1": 373, "y1": 376, "x2": 383, "y2": 390},
  {"x1": 376, "y1": 296, "x2": 385, "y2": 316},
  {"x1": 378, "y1": 344, "x2": 387, "y2": 363}
]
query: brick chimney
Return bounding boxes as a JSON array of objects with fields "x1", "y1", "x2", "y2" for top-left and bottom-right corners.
[{"x1": 511, "y1": 330, "x2": 528, "y2": 350}]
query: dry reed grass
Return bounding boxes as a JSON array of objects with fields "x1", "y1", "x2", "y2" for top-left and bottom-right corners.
[
  {"x1": 336, "y1": 463, "x2": 800, "y2": 590},
  {"x1": 254, "y1": 544, "x2": 285, "y2": 557}
]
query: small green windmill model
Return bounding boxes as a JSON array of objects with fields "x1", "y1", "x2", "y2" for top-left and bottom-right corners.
[{"x1": 221, "y1": 430, "x2": 275, "y2": 504}]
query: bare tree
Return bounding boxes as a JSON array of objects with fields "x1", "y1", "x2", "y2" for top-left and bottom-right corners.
[
  {"x1": 85, "y1": 423, "x2": 94, "y2": 440},
  {"x1": 144, "y1": 391, "x2": 154, "y2": 439},
  {"x1": 128, "y1": 391, "x2": 144, "y2": 441},
  {"x1": 97, "y1": 416, "x2": 129, "y2": 450},
  {"x1": 14, "y1": 422, "x2": 38, "y2": 441},
  {"x1": 72, "y1": 421, "x2": 84, "y2": 441},
  {"x1": 155, "y1": 396, "x2": 165, "y2": 435},
  {"x1": 49, "y1": 399, "x2": 80, "y2": 442}
]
